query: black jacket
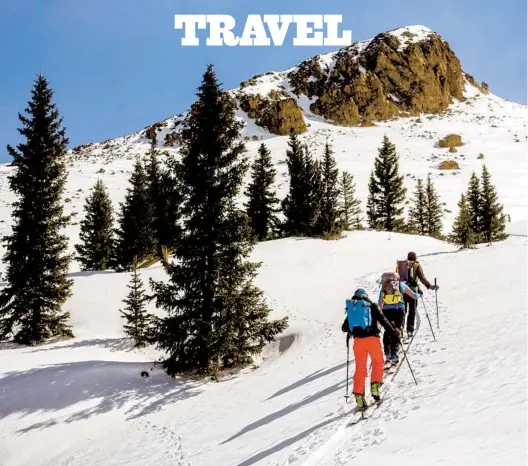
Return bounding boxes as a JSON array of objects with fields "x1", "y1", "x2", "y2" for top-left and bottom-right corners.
[{"x1": 341, "y1": 296, "x2": 396, "y2": 338}]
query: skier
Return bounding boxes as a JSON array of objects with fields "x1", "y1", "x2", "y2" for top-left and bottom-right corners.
[
  {"x1": 341, "y1": 288, "x2": 399, "y2": 411},
  {"x1": 396, "y1": 251, "x2": 439, "y2": 339},
  {"x1": 378, "y1": 272, "x2": 421, "y2": 365}
]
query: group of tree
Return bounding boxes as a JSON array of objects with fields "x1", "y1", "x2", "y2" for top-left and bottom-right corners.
[
  {"x1": 450, "y1": 165, "x2": 508, "y2": 248},
  {"x1": 243, "y1": 133, "x2": 363, "y2": 242},
  {"x1": 75, "y1": 141, "x2": 181, "y2": 274},
  {"x1": 408, "y1": 175, "x2": 444, "y2": 238},
  {"x1": 0, "y1": 68, "x2": 510, "y2": 377},
  {"x1": 365, "y1": 135, "x2": 445, "y2": 238},
  {"x1": 0, "y1": 70, "x2": 288, "y2": 379},
  {"x1": 277, "y1": 135, "x2": 362, "y2": 239}
]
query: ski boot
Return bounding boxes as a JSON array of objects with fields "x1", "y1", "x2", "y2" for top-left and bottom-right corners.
[
  {"x1": 354, "y1": 393, "x2": 368, "y2": 411},
  {"x1": 390, "y1": 352, "x2": 400, "y2": 366},
  {"x1": 370, "y1": 382, "x2": 381, "y2": 402},
  {"x1": 384, "y1": 352, "x2": 392, "y2": 369}
]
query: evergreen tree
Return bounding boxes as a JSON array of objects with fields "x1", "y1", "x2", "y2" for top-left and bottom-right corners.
[
  {"x1": 150, "y1": 65, "x2": 288, "y2": 376},
  {"x1": 113, "y1": 158, "x2": 154, "y2": 271},
  {"x1": 480, "y1": 165, "x2": 508, "y2": 243},
  {"x1": 409, "y1": 179, "x2": 427, "y2": 235},
  {"x1": 303, "y1": 147, "x2": 323, "y2": 235},
  {"x1": 366, "y1": 173, "x2": 378, "y2": 229},
  {"x1": 245, "y1": 143, "x2": 280, "y2": 241},
  {"x1": 450, "y1": 194, "x2": 477, "y2": 249},
  {"x1": 316, "y1": 142, "x2": 341, "y2": 237},
  {"x1": 120, "y1": 259, "x2": 152, "y2": 347},
  {"x1": 0, "y1": 74, "x2": 73, "y2": 344},
  {"x1": 337, "y1": 171, "x2": 362, "y2": 230},
  {"x1": 366, "y1": 136, "x2": 406, "y2": 231},
  {"x1": 146, "y1": 142, "x2": 181, "y2": 257},
  {"x1": 281, "y1": 134, "x2": 324, "y2": 237},
  {"x1": 466, "y1": 172, "x2": 482, "y2": 239},
  {"x1": 282, "y1": 132, "x2": 307, "y2": 236},
  {"x1": 75, "y1": 179, "x2": 114, "y2": 270},
  {"x1": 425, "y1": 174, "x2": 444, "y2": 238}
]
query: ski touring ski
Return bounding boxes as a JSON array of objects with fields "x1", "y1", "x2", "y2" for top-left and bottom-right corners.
[{"x1": 346, "y1": 397, "x2": 387, "y2": 426}]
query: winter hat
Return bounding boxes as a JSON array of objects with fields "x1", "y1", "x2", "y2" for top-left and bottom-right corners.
[
  {"x1": 407, "y1": 251, "x2": 417, "y2": 261},
  {"x1": 354, "y1": 288, "x2": 368, "y2": 298}
]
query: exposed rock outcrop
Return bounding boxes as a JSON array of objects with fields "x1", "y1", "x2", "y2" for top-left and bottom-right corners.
[
  {"x1": 287, "y1": 26, "x2": 466, "y2": 125},
  {"x1": 237, "y1": 91, "x2": 306, "y2": 135}
]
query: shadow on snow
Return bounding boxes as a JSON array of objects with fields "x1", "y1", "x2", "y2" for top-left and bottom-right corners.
[
  {"x1": 236, "y1": 412, "x2": 348, "y2": 466},
  {"x1": 266, "y1": 362, "x2": 347, "y2": 401},
  {"x1": 221, "y1": 380, "x2": 344, "y2": 444},
  {"x1": 29, "y1": 337, "x2": 136, "y2": 353},
  {"x1": 0, "y1": 360, "x2": 201, "y2": 431}
]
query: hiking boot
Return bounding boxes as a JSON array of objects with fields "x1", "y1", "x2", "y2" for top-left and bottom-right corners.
[
  {"x1": 370, "y1": 382, "x2": 381, "y2": 401},
  {"x1": 354, "y1": 394, "x2": 368, "y2": 411}
]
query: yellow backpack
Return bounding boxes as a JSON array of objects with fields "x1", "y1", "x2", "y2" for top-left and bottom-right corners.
[{"x1": 381, "y1": 272, "x2": 403, "y2": 305}]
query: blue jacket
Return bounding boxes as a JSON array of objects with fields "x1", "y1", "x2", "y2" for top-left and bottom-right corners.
[{"x1": 378, "y1": 282, "x2": 421, "y2": 311}]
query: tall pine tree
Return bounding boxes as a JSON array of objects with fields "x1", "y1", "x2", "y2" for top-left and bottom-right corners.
[
  {"x1": 145, "y1": 142, "x2": 181, "y2": 257},
  {"x1": 409, "y1": 179, "x2": 427, "y2": 235},
  {"x1": 480, "y1": 165, "x2": 508, "y2": 243},
  {"x1": 75, "y1": 179, "x2": 114, "y2": 270},
  {"x1": 366, "y1": 136, "x2": 406, "y2": 231},
  {"x1": 282, "y1": 132, "x2": 307, "y2": 236},
  {"x1": 150, "y1": 65, "x2": 288, "y2": 376},
  {"x1": 425, "y1": 174, "x2": 444, "y2": 238},
  {"x1": 113, "y1": 157, "x2": 154, "y2": 271},
  {"x1": 120, "y1": 259, "x2": 152, "y2": 347},
  {"x1": 245, "y1": 143, "x2": 280, "y2": 241},
  {"x1": 303, "y1": 147, "x2": 323, "y2": 235},
  {"x1": 450, "y1": 194, "x2": 477, "y2": 249},
  {"x1": 337, "y1": 171, "x2": 362, "y2": 230},
  {"x1": 0, "y1": 74, "x2": 73, "y2": 344},
  {"x1": 466, "y1": 172, "x2": 482, "y2": 240},
  {"x1": 316, "y1": 142, "x2": 341, "y2": 237}
]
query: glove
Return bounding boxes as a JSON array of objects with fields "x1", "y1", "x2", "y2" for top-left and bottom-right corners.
[
  {"x1": 418, "y1": 289, "x2": 424, "y2": 296},
  {"x1": 393, "y1": 328, "x2": 403, "y2": 338},
  {"x1": 430, "y1": 285, "x2": 439, "y2": 291}
]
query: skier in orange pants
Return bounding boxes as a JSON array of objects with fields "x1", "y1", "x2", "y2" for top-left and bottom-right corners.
[{"x1": 342, "y1": 288, "x2": 398, "y2": 410}]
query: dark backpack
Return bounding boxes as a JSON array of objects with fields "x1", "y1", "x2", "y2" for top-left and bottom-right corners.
[{"x1": 396, "y1": 260, "x2": 418, "y2": 288}]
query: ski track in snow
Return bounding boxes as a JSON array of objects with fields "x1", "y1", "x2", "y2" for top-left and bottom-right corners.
[{"x1": 271, "y1": 272, "x2": 445, "y2": 466}]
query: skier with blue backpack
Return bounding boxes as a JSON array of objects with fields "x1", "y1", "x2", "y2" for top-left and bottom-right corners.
[{"x1": 341, "y1": 288, "x2": 399, "y2": 411}]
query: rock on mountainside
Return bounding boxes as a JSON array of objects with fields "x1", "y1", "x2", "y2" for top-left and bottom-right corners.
[{"x1": 236, "y1": 25, "x2": 488, "y2": 133}]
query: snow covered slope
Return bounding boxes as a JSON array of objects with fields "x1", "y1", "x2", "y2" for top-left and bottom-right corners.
[
  {"x1": 0, "y1": 23, "x2": 527, "y2": 466},
  {"x1": 0, "y1": 230, "x2": 526, "y2": 465}
]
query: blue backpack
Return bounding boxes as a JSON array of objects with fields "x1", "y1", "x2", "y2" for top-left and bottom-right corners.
[{"x1": 346, "y1": 298, "x2": 372, "y2": 330}]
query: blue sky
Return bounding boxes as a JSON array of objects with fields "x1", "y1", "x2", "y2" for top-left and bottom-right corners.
[{"x1": 0, "y1": 0, "x2": 526, "y2": 162}]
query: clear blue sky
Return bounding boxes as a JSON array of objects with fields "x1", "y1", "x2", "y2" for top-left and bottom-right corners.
[{"x1": 0, "y1": 0, "x2": 526, "y2": 162}]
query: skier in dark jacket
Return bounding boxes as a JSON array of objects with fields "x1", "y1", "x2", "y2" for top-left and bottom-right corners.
[
  {"x1": 341, "y1": 288, "x2": 399, "y2": 411},
  {"x1": 397, "y1": 251, "x2": 439, "y2": 338}
]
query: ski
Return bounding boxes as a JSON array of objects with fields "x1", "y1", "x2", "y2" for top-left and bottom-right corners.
[{"x1": 346, "y1": 398, "x2": 385, "y2": 426}]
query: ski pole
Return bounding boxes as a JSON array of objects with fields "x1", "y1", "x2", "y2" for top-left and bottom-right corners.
[
  {"x1": 345, "y1": 334, "x2": 350, "y2": 400},
  {"x1": 434, "y1": 278, "x2": 439, "y2": 329},
  {"x1": 420, "y1": 296, "x2": 437, "y2": 342},
  {"x1": 397, "y1": 336, "x2": 418, "y2": 386}
]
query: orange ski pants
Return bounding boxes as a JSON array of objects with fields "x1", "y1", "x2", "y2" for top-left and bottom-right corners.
[{"x1": 353, "y1": 336, "x2": 384, "y2": 395}]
